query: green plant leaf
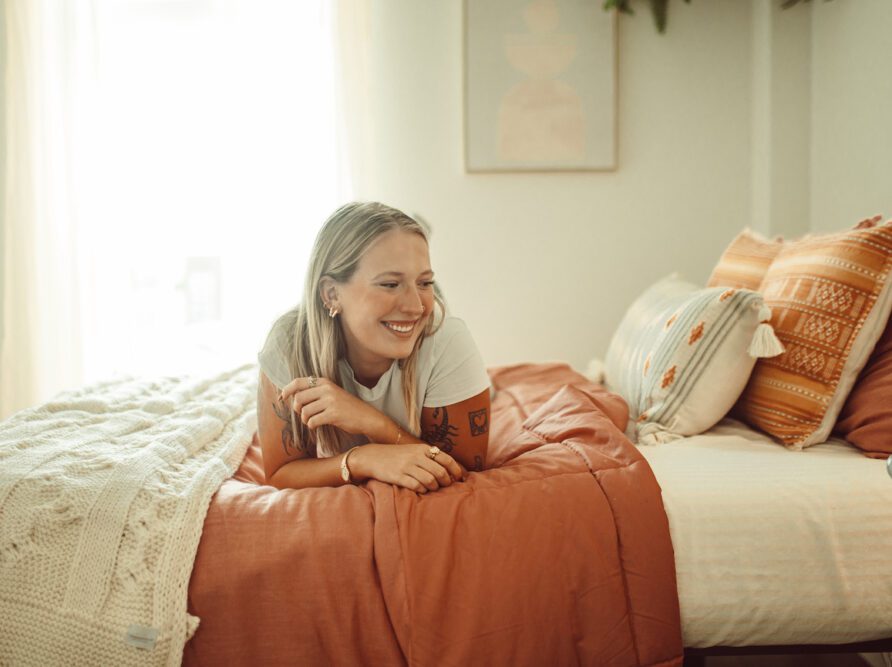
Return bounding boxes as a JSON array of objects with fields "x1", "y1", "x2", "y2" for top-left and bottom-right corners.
[
  {"x1": 606, "y1": 0, "x2": 823, "y2": 34},
  {"x1": 650, "y1": 0, "x2": 669, "y2": 32},
  {"x1": 603, "y1": 0, "x2": 635, "y2": 15}
]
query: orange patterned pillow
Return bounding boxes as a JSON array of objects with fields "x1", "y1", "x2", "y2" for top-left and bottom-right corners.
[
  {"x1": 736, "y1": 221, "x2": 892, "y2": 449},
  {"x1": 706, "y1": 229, "x2": 784, "y2": 291}
]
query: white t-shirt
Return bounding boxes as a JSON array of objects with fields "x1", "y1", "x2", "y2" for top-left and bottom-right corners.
[{"x1": 257, "y1": 310, "x2": 491, "y2": 454}]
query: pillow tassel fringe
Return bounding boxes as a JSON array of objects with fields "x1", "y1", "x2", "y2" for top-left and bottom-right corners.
[
  {"x1": 584, "y1": 358, "x2": 606, "y2": 385},
  {"x1": 749, "y1": 323, "x2": 785, "y2": 358},
  {"x1": 637, "y1": 423, "x2": 684, "y2": 446}
]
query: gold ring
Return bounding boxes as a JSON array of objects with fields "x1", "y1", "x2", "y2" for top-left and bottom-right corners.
[
  {"x1": 427, "y1": 446, "x2": 440, "y2": 460},
  {"x1": 308, "y1": 375, "x2": 318, "y2": 388}
]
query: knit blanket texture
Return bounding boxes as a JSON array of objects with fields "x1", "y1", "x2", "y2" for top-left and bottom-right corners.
[{"x1": 0, "y1": 365, "x2": 257, "y2": 666}]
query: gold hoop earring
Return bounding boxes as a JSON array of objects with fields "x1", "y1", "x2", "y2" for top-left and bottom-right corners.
[{"x1": 328, "y1": 305, "x2": 339, "y2": 318}]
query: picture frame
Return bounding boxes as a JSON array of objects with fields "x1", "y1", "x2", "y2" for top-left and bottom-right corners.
[{"x1": 464, "y1": 0, "x2": 617, "y2": 173}]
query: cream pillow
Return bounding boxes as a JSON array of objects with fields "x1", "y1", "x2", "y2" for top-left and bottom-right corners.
[{"x1": 605, "y1": 275, "x2": 783, "y2": 445}]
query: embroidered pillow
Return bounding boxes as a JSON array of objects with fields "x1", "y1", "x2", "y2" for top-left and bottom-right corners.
[
  {"x1": 605, "y1": 275, "x2": 783, "y2": 445},
  {"x1": 707, "y1": 228, "x2": 784, "y2": 291},
  {"x1": 736, "y1": 221, "x2": 892, "y2": 449},
  {"x1": 708, "y1": 217, "x2": 883, "y2": 292}
]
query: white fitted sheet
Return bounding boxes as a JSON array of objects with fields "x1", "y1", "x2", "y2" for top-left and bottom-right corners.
[{"x1": 638, "y1": 419, "x2": 892, "y2": 648}]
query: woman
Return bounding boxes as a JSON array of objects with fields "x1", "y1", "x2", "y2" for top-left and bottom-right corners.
[{"x1": 257, "y1": 202, "x2": 491, "y2": 492}]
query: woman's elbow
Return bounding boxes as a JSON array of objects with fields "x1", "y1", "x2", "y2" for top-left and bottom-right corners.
[
  {"x1": 477, "y1": 443, "x2": 489, "y2": 471},
  {"x1": 265, "y1": 462, "x2": 293, "y2": 489},
  {"x1": 463, "y1": 439, "x2": 488, "y2": 472},
  {"x1": 265, "y1": 467, "x2": 279, "y2": 488}
]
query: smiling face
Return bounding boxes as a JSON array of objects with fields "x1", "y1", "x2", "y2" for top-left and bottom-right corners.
[{"x1": 324, "y1": 229, "x2": 436, "y2": 385}]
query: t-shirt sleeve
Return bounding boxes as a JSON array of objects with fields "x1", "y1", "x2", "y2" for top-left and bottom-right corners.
[
  {"x1": 257, "y1": 309, "x2": 298, "y2": 390},
  {"x1": 422, "y1": 318, "x2": 491, "y2": 408}
]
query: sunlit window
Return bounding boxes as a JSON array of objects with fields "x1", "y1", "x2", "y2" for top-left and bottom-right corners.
[{"x1": 74, "y1": 0, "x2": 344, "y2": 382}]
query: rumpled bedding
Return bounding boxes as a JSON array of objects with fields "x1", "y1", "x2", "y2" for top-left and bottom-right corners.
[{"x1": 184, "y1": 363, "x2": 682, "y2": 666}]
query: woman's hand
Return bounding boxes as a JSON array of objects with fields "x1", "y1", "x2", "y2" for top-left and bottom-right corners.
[
  {"x1": 352, "y1": 444, "x2": 465, "y2": 493},
  {"x1": 279, "y1": 376, "x2": 381, "y2": 436}
]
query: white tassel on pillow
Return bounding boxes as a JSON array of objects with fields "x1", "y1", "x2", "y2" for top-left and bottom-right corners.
[
  {"x1": 584, "y1": 358, "x2": 606, "y2": 385},
  {"x1": 748, "y1": 303, "x2": 785, "y2": 358}
]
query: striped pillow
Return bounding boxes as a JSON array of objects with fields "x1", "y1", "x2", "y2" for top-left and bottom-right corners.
[
  {"x1": 736, "y1": 221, "x2": 892, "y2": 449},
  {"x1": 708, "y1": 217, "x2": 883, "y2": 292},
  {"x1": 605, "y1": 275, "x2": 783, "y2": 445},
  {"x1": 707, "y1": 229, "x2": 784, "y2": 291}
]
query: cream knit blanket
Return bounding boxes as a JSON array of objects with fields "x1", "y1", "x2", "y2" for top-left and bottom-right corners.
[{"x1": 0, "y1": 365, "x2": 257, "y2": 666}]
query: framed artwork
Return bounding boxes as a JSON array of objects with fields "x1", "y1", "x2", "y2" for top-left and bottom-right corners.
[{"x1": 464, "y1": 0, "x2": 617, "y2": 172}]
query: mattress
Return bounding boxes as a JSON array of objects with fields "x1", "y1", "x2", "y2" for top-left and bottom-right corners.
[{"x1": 637, "y1": 419, "x2": 892, "y2": 648}]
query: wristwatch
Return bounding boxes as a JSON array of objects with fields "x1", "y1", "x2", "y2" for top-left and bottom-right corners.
[{"x1": 340, "y1": 447, "x2": 359, "y2": 484}]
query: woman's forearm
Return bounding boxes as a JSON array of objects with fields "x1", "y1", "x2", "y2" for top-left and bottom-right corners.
[
  {"x1": 267, "y1": 408, "x2": 461, "y2": 491},
  {"x1": 362, "y1": 410, "x2": 422, "y2": 445},
  {"x1": 362, "y1": 410, "x2": 479, "y2": 469},
  {"x1": 266, "y1": 413, "x2": 426, "y2": 490},
  {"x1": 268, "y1": 451, "x2": 366, "y2": 490}
]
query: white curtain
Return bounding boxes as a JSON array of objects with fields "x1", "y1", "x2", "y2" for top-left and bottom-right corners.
[{"x1": 1, "y1": 0, "x2": 367, "y2": 419}]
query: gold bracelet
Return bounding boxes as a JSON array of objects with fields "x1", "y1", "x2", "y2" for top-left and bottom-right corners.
[{"x1": 340, "y1": 446, "x2": 359, "y2": 484}]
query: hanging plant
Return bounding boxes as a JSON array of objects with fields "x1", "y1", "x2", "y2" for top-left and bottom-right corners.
[{"x1": 604, "y1": 0, "x2": 823, "y2": 34}]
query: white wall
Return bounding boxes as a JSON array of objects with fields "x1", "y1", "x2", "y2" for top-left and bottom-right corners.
[
  {"x1": 350, "y1": 0, "x2": 890, "y2": 370},
  {"x1": 751, "y1": 0, "x2": 812, "y2": 240},
  {"x1": 810, "y1": 0, "x2": 892, "y2": 233}
]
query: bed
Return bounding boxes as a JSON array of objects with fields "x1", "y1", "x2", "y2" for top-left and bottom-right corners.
[
  {"x1": 639, "y1": 420, "x2": 892, "y2": 652},
  {"x1": 1, "y1": 359, "x2": 889, "y2": 666},
  {"x1": 604, "y1": 218, "x2": 892, "y2": 663},
  {"x1": 3, "y1": 220, "x2": 891, "y2": 665},
  {"x1": 182, "y1": 362, "x2": 683, "y2": 666},
  {"x1": 0, "y1": 363, "x2": 683, "y2": 666}
]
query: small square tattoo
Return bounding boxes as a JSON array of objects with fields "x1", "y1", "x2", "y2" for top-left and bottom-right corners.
[{"x1": 468, "y1": 408, "x2": 488, "y2": 436}]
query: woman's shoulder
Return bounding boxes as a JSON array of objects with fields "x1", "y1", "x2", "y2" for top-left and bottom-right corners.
[
  {"x1": 418, "y1": 313, "x2": 489, "y2": 405},
  {"x1": 263, "y1": 305, "x2": 302, "y2": 347},
  {"x1": 421, "y1": 314, "x2": 481, "y2": 365},
  {"x1": 428, "y1": 314, "x2": 474, "y2": 347},
  {"x1": 271, "y1": 305, "x2": 301, "y2": 333},
  {"x1": 258, "y1": 305, "x2": 301, "y2": 388}
]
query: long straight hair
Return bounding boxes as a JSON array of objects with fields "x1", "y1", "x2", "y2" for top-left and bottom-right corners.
[{"x1": 288, "y1": 202, "x2": 445, "y2": 457}]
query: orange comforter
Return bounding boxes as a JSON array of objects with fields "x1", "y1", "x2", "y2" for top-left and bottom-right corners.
[{"x1": 184, "y1": 363, "x2": 682, "y2": 666}]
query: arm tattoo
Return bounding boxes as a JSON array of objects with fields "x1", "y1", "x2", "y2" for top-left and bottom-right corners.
[
  {"x1": 273, "y1": 398, "x2": 316, "y2": 457},
  {"x1": 272, "y1": 399, "x2": 298, "y2": 455},
  {"x1": 473, "y1": 455, "x2": 483, "y2": 472},
  {"x1": 421, "y1": 406, "x2": 458, "y2": 453},
  {"x1": 467, "y1": 408, "x2": 489, "y2": 437}
]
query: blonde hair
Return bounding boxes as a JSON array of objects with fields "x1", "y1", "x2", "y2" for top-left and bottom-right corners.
[{"x1": 288, "y1": 202, "x2": 445, "y2": 456}]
